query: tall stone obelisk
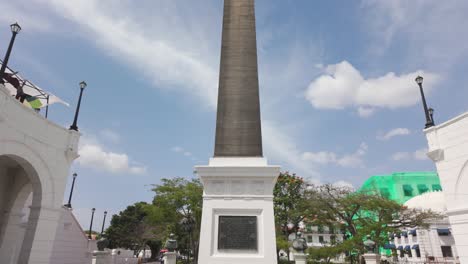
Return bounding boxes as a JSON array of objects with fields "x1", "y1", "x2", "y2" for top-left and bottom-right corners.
[{"x1": 195, "y1": 0, "x2": 280, "y2": 263}]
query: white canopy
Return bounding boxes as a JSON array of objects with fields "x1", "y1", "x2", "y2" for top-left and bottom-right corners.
[{"x1": 1, "y1": 62, "x2": 69, "y2": 109}]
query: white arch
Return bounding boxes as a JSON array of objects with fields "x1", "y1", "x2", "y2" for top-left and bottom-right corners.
[
  {"x1": 455, "y1": 159, "x2": 468, "y2": 200},
  {"x1": 0, "y1": 140, "x2": 54, "y2": 207},
  {"x1": 0, "y1": 140, "x2": 55, "y2": 263}
]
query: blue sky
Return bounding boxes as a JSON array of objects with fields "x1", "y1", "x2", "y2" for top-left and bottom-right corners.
[{"x1": 2, "y1": 0, "x2": 468, "y2": 229}]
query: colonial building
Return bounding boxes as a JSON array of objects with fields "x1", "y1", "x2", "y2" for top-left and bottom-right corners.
[
  {"x1": 388, "y1": 191, "x2": 459, "y2": 263},
  {"x1": 425, "y1": 112, "x2": 468, "y2": 264},
  {"x1": 0, "y1": 68, "x2": 90, "y2": 263}
]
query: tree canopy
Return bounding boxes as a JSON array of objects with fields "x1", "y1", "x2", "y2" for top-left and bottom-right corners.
[{"x1": 305, "y1": 183, "x2": 441, "y2": 262}]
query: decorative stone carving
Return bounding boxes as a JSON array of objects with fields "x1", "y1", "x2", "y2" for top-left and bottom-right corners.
[
  {"x1": 252, "y1": 180, "x2": 264, "y2": 195},
  {"x1": 231, "y1": 180, "x2": 244, "y2": 195},
  {"x1": 427, "y1": 149, "x2": 444, "y2": 162}
]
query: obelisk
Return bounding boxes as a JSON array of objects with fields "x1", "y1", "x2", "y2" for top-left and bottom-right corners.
[
  {"x1": 195, "y1": 0, "x2": 280, "y2": 263},
  {"x1": 214, "y1": 0, "x2": 262, "y2": 157}
]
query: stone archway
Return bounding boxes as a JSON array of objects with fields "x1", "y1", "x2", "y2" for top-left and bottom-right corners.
[
  {"x1": 455, "y1": 159, "x2": 468, "y2": 201},
  {"x1": 0, "y1": 155, "x2": 42, "y2": 264}
]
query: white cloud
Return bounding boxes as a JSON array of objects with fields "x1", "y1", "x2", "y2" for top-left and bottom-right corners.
[
  {"x1": 358, "y1": 106, "x2": 375, "y2": 118},
  {"x1": 171, "y1": 146, "x2": 194, "y2": 159},
  {"x1": 99, "y1": 129, "x2": 121, "y2": 144},
  {"x1": 9, "y1": 0, "x2": 348, "y2": 181},
  {"x1": 377, "y1": 128, "x2": 411, "y2": 141},
  {"x1": 171, "y1": 146, "x2": 184, "y2": 153},
  {"x1": 362, "y1": 0, "x2": 468, "y2": 69},
  {"x1": 391, "y1": 148, "x2": 428, "y2": 161},
  {"x1": 391, "y1": 152, "x2": 410, "y2": 161},
  {"x1": 0, "y1": 3, "x2": 54, "y2": 32},
  {"x1": 302, "y1": 143, "x2": 368, "y2": 169},
  {"x1": 413, "y1": 148, "x2": 428, "y2": 161},
  {"x1": 78, "y1": 136, "x2": 146, "y2": 175},
  {"x1": 305, "y1": 61, "x2": 440, "y2": 112},
  {"x1": 42, "y1": 0, "x2": 219, "y2": 108},
  {"x1": 301, "y1": 151, "x2": 336, "y2": 165},
  {"x1": 263, "y1": 121, "x2": 319, "y2": 178}
]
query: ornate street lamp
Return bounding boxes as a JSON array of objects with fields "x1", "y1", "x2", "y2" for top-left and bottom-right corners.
[
  {"x1": 0, "y1": 22, "x2": 21, "y2": 83},
  {"x1": 69, "y1": 81, "x2": 87, "y2": 131},
  {"x1": 101, "y1": 211, "x2": 108, "y2": 235},
  {"x1": 65, "y1": 173, "x2": 78, "y2": 208},
  {"x1": 415, "y1": 76, "x2": 434, "y2": 128},
  {"x1": 181, "y1": 215, "x2": 195, "y2": 264},
  {"x1": 88, "y1": 208, "x2": 96, "y2": 239}
]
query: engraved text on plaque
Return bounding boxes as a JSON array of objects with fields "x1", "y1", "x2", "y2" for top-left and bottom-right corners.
[{"x1": 218, "y1": 216, "x2": 257, "y2": 251}]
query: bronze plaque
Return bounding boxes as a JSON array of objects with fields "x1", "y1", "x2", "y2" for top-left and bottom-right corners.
[{"x1": 218, "y1": 216, "x2": 257, "y2": 250}]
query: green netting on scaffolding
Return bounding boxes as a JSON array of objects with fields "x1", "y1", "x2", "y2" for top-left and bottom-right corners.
[{"x1": 358, "y1": 172, "x2": 441, "y2": 205}]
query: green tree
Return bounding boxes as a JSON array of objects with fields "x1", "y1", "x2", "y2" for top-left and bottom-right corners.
[
  {"x1": 151, "y1": 177, "x2": 203, "y2": 263},
  {"x1": 308, "y1": 245, "x2": 344, "y2": 264},
  {"x1": 305, "y1": 184, "x2": 441, "y2": 262},
  {"x1": 105, "y1": 202, "x2": 164, "y2": 258},
  {"x1": 273, "y1": 172, "x2": 309, "y2": 238},
  {"x1": 273, "y1": 172, "x2": 310, "y2": 261}
]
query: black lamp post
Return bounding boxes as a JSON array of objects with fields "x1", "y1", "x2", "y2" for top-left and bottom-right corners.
[
  {"x1": 428, "y1": 107, "x2": 435, "y2": 124},
  {"x1": 101, "y1": 211, "x2": 108, "y2": 235},
  {"x1": 65, "y1": 173, "x2": 77, "y2": 208},
  {"x1": 69, "y1": 81, "x2": 87, "y2": 131},
  {"x1": 88, "y1": 208, "x2": 96, "y2": 239},
  {"x1": 415, "y1": 76, "x2": 434, "y2": 128},
  {"x1": 181, "y1": 215, "x2": 195, "y2": 264},
  {"x1": 0, "y1": 22, "x2": 21, "y2": 83}
]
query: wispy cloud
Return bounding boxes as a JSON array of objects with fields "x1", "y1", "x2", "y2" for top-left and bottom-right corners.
[
  {"x1": 377, "y1": 128, "x2": 411, "y2": 141},
  {"x1": 43, "y1": 0, "x2": 219, "y2": 108},
  {"x1": 361, "y1": 0, "x2": 468, "y2": 69},
  {"x1": 391, "y1": 148, "x2": 428, "y2": 161},
  {"x1": 302, "y1": 143, "x2": 368, "y2": 169},
  {"x1": 99, "y1": 129, "x2": 121, "y2": 144},
  {"x1": 31, "y1": 0, "x2": 323, "y2": 180},
  {"x1": 171, "y1": 146, "x2": 194, "y2": 158}
]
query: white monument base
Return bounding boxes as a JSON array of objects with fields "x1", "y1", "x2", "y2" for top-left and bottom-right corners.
[
  {"x1": 292, "y1": 253, "x2": 307, "y2": 264},
  {"x1": 92, "y1": 250, "x2": 111, "y2": 264},
  {"x1": 195, "y1": 157, "x2": 280, "y2": 264},
  {"x1": 363, "y1": 253, "x2": 381, "y2": 264},
  {"x1": 164, "y1": 252, "x2": 177, "y2": 264}
]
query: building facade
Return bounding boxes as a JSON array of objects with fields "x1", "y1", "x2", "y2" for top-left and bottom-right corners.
[
  {"x1": 388, "y1": 192, "x2": 459, "y2": 263},
  {"x1": 425, "y1": 112, "x2": 468, "y2": 264},
  {"x1": 302, "y1": 224, "x2": 345, "y2": 248},
  {"x1": 0, "y1": 82, "x2": 80, "y2": 263}
]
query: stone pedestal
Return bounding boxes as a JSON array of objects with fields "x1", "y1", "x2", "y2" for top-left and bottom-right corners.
[
  {"x1": 93, "y1": 250, "x2": 111, "y2": 264},
  {"x1": 363, "y1": 253, "x2": 381, "y2": 264},
  {"x1": 292, "y1": 253, "x2": 307, "y2": 264},
  {"x1": 196, "y1": 157, "x2": 280, "y2": 264},
  {"x1": 164, "y1": 252, "x2": 177, "y2": 264}
]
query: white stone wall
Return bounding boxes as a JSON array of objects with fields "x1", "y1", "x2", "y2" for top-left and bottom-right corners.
[
  {"x1": 49, "y1": 207, "x2": 93, "y2": 264},
  {"x1": 195, "y1": 157, "x2": 280, "y2": 264},
  {"x1": 0, "y1": 84, "x2": 80, "y2": 263},
  {"x1": 425, "y1": 112, "x2": 468, "y2": 264}
]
